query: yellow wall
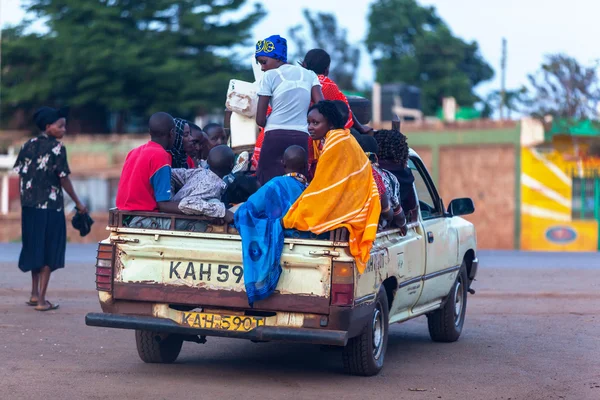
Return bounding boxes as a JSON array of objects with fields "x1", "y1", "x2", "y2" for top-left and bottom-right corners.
[
  {"x1": 520, "y1": 146, "x2": 598, "y2": 251},
  {"x1": 521, "y1": 217, "x2": 598, "y2": 252}
]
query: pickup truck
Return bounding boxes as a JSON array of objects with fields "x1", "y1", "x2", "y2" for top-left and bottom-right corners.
[{"x1": 85, "y1": 149, "x2": 478, "y2": 376}]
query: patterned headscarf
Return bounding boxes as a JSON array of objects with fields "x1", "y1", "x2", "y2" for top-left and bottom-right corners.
[
  {"x1": 169, "y1": 118, "x2": 189, "y2": 169},
  {"x1": 255, "y1": 35, "x2": 287, "y2": 63}
]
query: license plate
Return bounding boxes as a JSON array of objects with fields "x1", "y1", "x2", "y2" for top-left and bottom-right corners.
[
  {"x1": 167, "y1": 261, "x2": 244, "y2": 285},
  {"x1": 182, "y1": 312, "x2": 265, "y2": 332}
]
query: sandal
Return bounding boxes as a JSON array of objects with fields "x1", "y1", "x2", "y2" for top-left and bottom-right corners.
[
  {"x1": 35, "y1": 301, "x2": 60, "y2": 312},
  {"x1": 26, "y1": 299, "x2": 38, "y2": 306}
]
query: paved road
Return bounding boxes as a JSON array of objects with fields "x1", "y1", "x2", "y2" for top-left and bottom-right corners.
[{"x1": 1, "y1": 245, "x2": 599, "y2": 400}]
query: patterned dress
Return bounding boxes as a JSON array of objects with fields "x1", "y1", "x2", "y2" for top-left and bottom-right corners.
[
  {"x1": 13, "y1": 134, "x2": 70, "y2": 210},
  {"x1": 13, "y1": 134, "x2": 71, "y2": 272}
]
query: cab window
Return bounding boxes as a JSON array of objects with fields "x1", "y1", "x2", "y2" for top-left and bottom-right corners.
[{"x1": 408, "y1": 158, "x2": 443, "y2": 220}]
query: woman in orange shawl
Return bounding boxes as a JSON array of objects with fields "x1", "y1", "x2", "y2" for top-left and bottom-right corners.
[{"x1": 283, "y1": 101, "x2": 381, "y2": 273}]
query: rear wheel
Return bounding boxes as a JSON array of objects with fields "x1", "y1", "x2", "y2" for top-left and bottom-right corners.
[
  {"x1": 135, "y1": 330, "x2": 183, "y2": 363},
  {"x1": 342, "y1": 287, "x2": 389, "y2": 376},
  {"x1": 427, "y1": 264, "x2": 468, "y2": 342}
]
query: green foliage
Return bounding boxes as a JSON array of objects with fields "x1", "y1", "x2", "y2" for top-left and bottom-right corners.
[
  {"x1": 1, "y1": 0, "x2": 265, "y2": 132},
  {"x1": 479, "y1": 87, "x2": 527, "y2": 119},
  {"x1": 288, "y1": 10, "x2": 360, "y2": 90},
  {"x1": 524, "y1": 54, "x2": 600, "y2": 120},
  {"x1": 366, "y1": 0, "x2": 493, "y2": 115}
]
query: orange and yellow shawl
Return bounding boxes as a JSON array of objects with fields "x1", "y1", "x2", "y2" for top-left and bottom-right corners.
[{"x1": 283, "y1": 129, "x2": 381, "y2": 273}]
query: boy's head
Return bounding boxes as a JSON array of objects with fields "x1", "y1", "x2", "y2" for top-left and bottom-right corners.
[
  {"x1": 204, "y1": 123, "x2": 227, "y2": 148},
  {"x1": 283, "y1": 145, "x2": 308, "y2": 175},
  {"x1": 207, "y1": 145, "x2": 235, "y2": 178},
  {"x1": 188, "y1": 123, "x2": 208, "y2": 158},
  {"x1": 148, "y1": 112, "x2": 175, "y2": 150}
]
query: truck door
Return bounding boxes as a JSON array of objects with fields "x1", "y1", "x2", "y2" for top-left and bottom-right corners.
[
  {"x1": 386, "y1": 222, "x2": 426, "y2": 324},
  {"x1": 409, "y1": 158, "x2": 459, "y2": 309}
]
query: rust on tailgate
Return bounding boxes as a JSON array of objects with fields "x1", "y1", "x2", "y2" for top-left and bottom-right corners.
[{"x1": 113, "y1": 282, "x2": 331, "y2": 314}]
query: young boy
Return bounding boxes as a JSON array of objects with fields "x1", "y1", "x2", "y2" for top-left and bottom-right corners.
[
  {"x1": 171, "y1": 145, "x2": 235, "y2": 224},
  {"x1": 186, "y1": 123, "x2": 208, "y2": 168},
  {"x1": 234, "y1": 145, "x2": 309, "y2": 305},
  {"x1": 200, "y1": 123, "x2": 227, "y2": 160}
]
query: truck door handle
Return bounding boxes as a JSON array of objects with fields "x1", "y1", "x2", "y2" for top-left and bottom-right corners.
[
  {"x1": 309, "y1": 250, "x2": 340, "y2": 257},
  {"x1": 110, "y1": 236, "x2": 139, "y2": 244},
  {"x1": 427, "y1": 232, "x2": 434, "y2": 243}
]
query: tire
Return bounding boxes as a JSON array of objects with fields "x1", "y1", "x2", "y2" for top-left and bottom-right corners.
[
  {"x1": 427, "y1": 264, "x2": 468, "y2": 343},
  {"x1": 342, "y1": 287, "x2": 389, "y2": 376},
  {"x1": 135, "y1": 330, "x2": 183, "y2": 364},
  {"x1": 347, "y1": 96, "x2": 372, "y2": 125}
]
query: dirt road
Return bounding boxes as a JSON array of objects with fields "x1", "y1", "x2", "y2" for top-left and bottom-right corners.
[{"x1": 1, "y1": 246, "x2": 599, "y2": 400}]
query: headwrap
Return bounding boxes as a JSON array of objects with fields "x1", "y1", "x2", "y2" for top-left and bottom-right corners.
[
  {"x1": 255, "y1": 35, "x2": 287, "y2": 63},
  {"x1": 169, "y1": 118, "x2": 189, "y2": 169},
  {"x1": 33, "y1": 106, "x2": 69, "y2": 131}
]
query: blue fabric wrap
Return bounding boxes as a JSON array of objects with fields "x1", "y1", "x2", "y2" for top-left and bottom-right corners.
[
  {"x1": 255, "y1": 35, "x2": 287, "y2": 63},
  {"x1": 234, "y1": 176, "x2": 306, "y2": 306}
]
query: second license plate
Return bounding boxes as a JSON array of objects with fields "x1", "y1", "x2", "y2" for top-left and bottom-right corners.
[{"x1": 181, "y1": 312, "x2": 265, "y2": 332}]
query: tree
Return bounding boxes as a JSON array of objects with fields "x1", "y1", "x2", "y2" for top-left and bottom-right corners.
[
  {"x1": 1, "y1": 0, "x2": 265, "y2": 132},
  {"x1": 524, "y1": 54, "x2": 600, "y2": 120},
  {"x1": 288, "y1": 10, "x2": 360, "y2": 90},
  {"x1": 365, "y1": 0, "x2": 494, "y2": 115},
  {"x1": 479, "y1": 87, "x2": 527, "y2": 119}
]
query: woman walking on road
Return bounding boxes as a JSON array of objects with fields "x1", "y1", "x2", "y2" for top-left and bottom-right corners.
[{"x1": 13, "y1": 107, "x2": 87, "y2": 311}]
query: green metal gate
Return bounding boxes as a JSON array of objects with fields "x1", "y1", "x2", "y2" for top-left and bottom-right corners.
[{"x1": 571, "y1": 169, "x2": 600, "y2": 249}]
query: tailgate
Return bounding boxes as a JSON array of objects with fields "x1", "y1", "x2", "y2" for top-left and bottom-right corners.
[{"x1": 111, "y1": 232, "x2": 335, "y2": 314}]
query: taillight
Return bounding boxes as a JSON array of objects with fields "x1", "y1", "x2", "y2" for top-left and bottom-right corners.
[
  {"x1": 96, "y1": 243, "x2": 114, "y2": 292},
  {"x1": 331, "y1": 262, "x2": 354, "y2": 306}
]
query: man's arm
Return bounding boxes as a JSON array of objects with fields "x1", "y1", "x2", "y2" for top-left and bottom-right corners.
[
  {"x1": 157, "y1": 201, "x2": 184, "y2": 214},
  {"x1": 352, "y1": 113, "x2": 374, "y2": 135},
  {"x1": 380, "y1": 193, "x2": 393, "y2": 223},
  {"x1": 151, "y1": 164, "x2": 177, "y2": 214}
]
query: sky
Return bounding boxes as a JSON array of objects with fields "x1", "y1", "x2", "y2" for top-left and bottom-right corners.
[{"x1": 2, "y1": 0, "x2": 600, "y2": 101}]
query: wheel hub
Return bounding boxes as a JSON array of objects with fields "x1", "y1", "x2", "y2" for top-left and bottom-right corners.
[
  {"x1": 372, "y1": 306, "x2": 384, "y2": 360},
  {"x1": 454, "y1": 277, "x2": 464, "y2": 326}
]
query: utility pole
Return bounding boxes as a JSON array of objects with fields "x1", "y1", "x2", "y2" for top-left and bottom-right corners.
[{"x1": 500, "y1": 38, "x2": 507, "y2": 120}]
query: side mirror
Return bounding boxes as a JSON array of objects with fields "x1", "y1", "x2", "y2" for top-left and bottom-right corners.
[{"x1": 448, "y1": 198, "x2": 475, "y2": 217}]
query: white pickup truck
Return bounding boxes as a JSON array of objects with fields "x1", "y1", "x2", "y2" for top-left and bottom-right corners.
[{"x1": 85, "y1": 148, "x2": 478, "y2": 376}]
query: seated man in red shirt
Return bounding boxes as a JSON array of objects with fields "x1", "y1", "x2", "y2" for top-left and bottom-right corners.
[{"x1": 117, "y1": 112, "x2": 186, "y2": 229}]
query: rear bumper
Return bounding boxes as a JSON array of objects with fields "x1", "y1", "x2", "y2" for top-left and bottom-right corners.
[{"x1": 85, "y1": 312, "x2": 348, "y2": 346}]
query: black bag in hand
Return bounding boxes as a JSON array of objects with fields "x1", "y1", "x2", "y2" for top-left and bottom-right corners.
[{"x1": 72, "y1": 208, "x2": 94, "y2": 237}]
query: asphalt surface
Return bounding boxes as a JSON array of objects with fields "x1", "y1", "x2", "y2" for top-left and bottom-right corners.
[{"x1": 1, "y1": 245, "x2": 599, "y2": 400}]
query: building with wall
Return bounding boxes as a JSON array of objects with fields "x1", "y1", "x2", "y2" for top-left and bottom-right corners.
[
  {"x1": 520, "y1": 120, "x2": 599, "y2": 251},
  {"x1": 1, "y1": 121, "x2": 599, "y2": 250}
]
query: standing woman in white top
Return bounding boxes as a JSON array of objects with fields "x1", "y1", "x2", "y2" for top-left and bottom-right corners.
[{"x1": 255, "y1": 34, "x2": 324, "y2": 185}]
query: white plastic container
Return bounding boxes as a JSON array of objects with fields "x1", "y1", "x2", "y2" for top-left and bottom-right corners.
[
  {"x1": 226, "y1": 79, "x2": 259, "y2": 119},
  {"x1": 230, "y1": 112, "x2": 258, "y2": 148}
]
